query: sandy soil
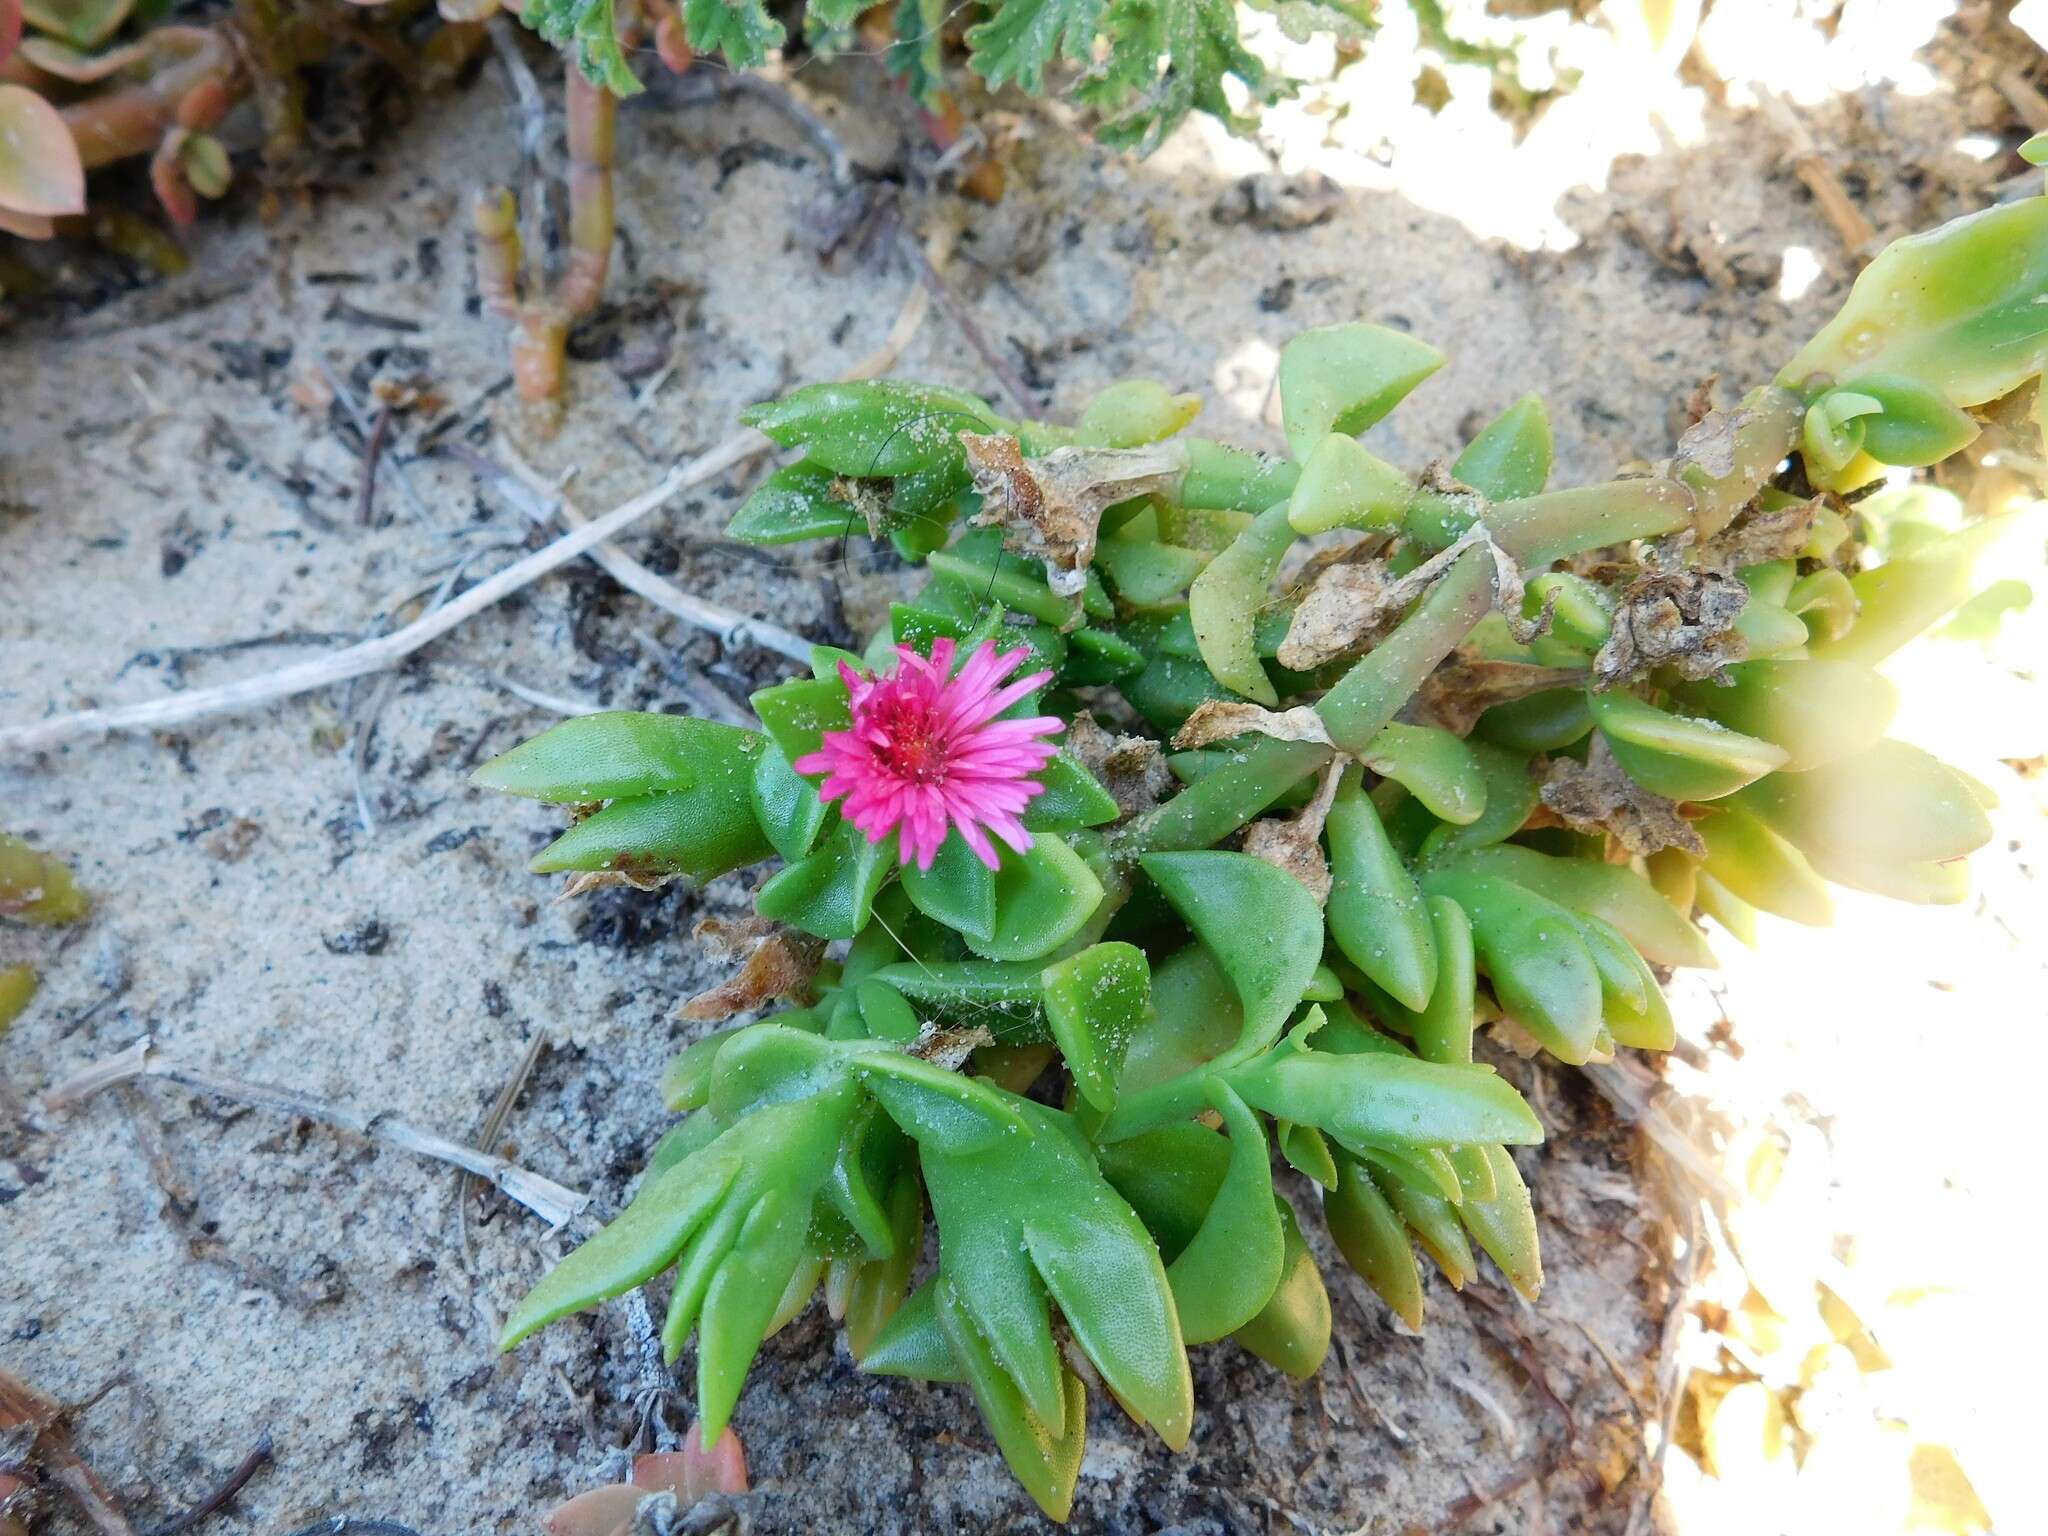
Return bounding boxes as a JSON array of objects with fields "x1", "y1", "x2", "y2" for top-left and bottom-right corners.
[{"x1": 2, "y1": 7, "x2": 2038, "y2": 1533}]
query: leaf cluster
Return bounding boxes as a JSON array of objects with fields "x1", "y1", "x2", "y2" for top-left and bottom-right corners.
[{"x1": 476, "y1": 196, "x2": 2046, "y2": 1518}]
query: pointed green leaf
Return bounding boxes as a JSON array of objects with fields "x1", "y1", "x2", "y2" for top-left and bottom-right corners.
[
  {"x1": 1188, "y1": 500, "x2": 1296, "y2": 704},
  {"x1": 1456, "y1": 1144, "x2": 1542, "y2": 1300},
  {"x1": 751, "y1": 742, "x2": 830, "y2": 863},
  {"x1": 936, "y1": 1280, "x2": 1088, "y2": 1523},
  {"x1": 1439, "y1": 844, "x2": 1715, "y2": 970},
  {"x1": 1278, "y1": 323, "x2": 1445, "y2": 461},
  {"x1": 1590, "y1": 689, "x2": 1788, "y2": 803},
  {"x1": 474, "y1": 713, "x2": 761, "y2": 803},
  {"x1": 756, "y1": 821, "x2": 894, "y2": 939},
  {"x1": 1157, "y1": 1084, "x2": 1283, "y2": 1344},
  {"x1": 726, "y1": 460, "x2": 861, "y2": 545},
  {"x1": 750, "y1": 675, "x2": 851, "y2": 768},
  {"x1": 1041, "y1": 942, "x2": 1149, "y2": 1113},
  {"x1": 1140, "y1": 851, "x2": 1324, "y2": 1061},
  {"x1": 968, "y1": 835, "x2": 1104, "y2": 961},
  {"x1": 1419, "y1": 869, "x2": 1604, "y2": 1064},
  {"x1": 1325, "y1": 1155, "x2": 1423, "y2": 1328},
  {"x1": 531, "y1": 788, "x2": 774, "y2": 884},
  {"x1": 1229, "y1": 1041, "x2": 1543, "y2": 1150},
  {"x1": 901, "y1": 835, "x2": 998, "y2": 943},
  {"x1": 1326, "y1": 771, "x2": 1438, "y2": 1013},
  {"x1": 1286, "y1": 431, "x2": 1412, "y2": 535},
  {"x1": 1363, "y1": 723, "x2": 1486, "y2": 825}
]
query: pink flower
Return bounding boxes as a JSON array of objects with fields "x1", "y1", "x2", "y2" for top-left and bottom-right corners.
[{"x1": 795, "y1": 639, "x2": 1063, "y2": 873}]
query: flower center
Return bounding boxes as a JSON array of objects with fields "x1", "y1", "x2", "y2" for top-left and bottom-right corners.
[{"x1": 876, "y1": 696, "x2": 948, "y2": 784}]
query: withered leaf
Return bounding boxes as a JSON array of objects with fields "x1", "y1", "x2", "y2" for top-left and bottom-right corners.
[
  {"x1": 830, "y1": 474, "x2": 894, "y2": 540},
  {"x1": 1682, "y1": 374, "x2": 1719, "y2": 429},
  {"x1": 1539, "y1": 739, "x2": 1706, "y2": 858},
  {"x1": 1593, "y1": 569, "x2": 1749, "y2": 687},
  {"x1": 1241, "y1": 762, "x2": 1342, "y2": 905},
  {"x1": 1276, "y1": 522, "x2": 1522, "y2": 670},
  {"x1": 1695, "y1": 496, "x2": 1821, "y2": 571},
  {"x1": 908, "y1": 1023, "x2": 996, "y2": 1069},
  {"x1": 558, "y1": 868, "x2": 674, "y2": 899},
  {"x1": 1277, "y1": 562, "x2": 1402, "y2": 671},
  {"x1": 1173, "y1": 699, "x2": 1333, "y2": 751},
  {"x1": 676, "y1": 918, "x2": 824, "y2": 1023},
  {"x1": 1670, "y1": 401, "x2": 1741, "y2": 482},
  {"x1": 1066, "y1": 714, "x2": 1174, "y2": 819},
  {"x1": 1412, "y1": 655, "x2": 1588, "y2": 737},
  {"x1": 962, "y1": 433, "x2": 1188, "y2": 596}
]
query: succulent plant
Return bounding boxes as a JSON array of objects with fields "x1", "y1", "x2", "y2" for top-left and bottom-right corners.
[{"x1": 474, "y1": 196, "x2": 2043, "y2": 1520}]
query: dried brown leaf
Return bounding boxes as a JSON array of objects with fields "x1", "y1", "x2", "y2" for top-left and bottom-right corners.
[
  {"x1": 557, "y1": 868, "x2": 674, "y2": 899},
  {"x1": 1671, "y1": 402, "x2": 1742, "y2": 482},
  {"x1": 676, "y1": 920, "x2": 823, "y2": 1022},
  {"x1": 1065, "y1": 714, "x2": 1173, "y2": 819},
  {"x1": 1695, "y1": 496, "x2": 1821, "y2": 570},
  {"x1": 831, "y1": 475, "x2": 893, "y2": 540},
  {"x1": 1173, "y1": 699, "x2": 1333, "y2": 751},
  {"x1": 1412, "y1": 655, "x2": 1588, "y2": 736},
  {"x1": 1240, "y1": 762, "x2": 1343, "y2": 905},
  {"x1": 1277, "y1": 562, "x2": 1403, "y2": 671},
  {"x1": 1539, "y1": 739, "x2": 1706, "y2": 857},
  {"x1": 908, "y1": 1023, "x2": 995, "y2": 1069},
  {"x1": 1593, "y1": 569, "x2": 1749, "y2": 687},
  {"x1": 962, "y1": 433, "x2": 1187, "y2": 596},
  {"x1": 1683, "y1": 374, "x2": 1720, "y2": 429}
]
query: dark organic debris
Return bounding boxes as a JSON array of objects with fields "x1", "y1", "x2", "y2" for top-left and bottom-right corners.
[
  {"x1": 321, "y1": 919, "x2": 391, "y2": 956},
  {"x1": 1064, "y1": 715, "x2": 1174, "y2": 820},
  {"x1": 963, "y1": 434, "x2": 1187, "y2": 596},
  {"x1": 676, "y1": 919, "x2": 823, "y2": 1023},
  {"x1": 1593, "y1": 569, "x2": 1748, "y2": 687},
  {"x1": 1211, "y1": 171, "x2": 1342, "y2": 232},
  {"x1": 1538, "y1": 740, "x2": 1705, "y2": 858},
  {"x1": 1413, "y1": 656, "x2": 1588, "y2": 737}
]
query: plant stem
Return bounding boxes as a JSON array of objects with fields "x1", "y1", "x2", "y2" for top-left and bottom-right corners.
[
  {"x1": 1119, "y1": 737, "x2": 1333, "y2": 855},
  {"x1": 1316, "y1": 545, "x2": 1498, "y2": 754},
  {"x1": 557, "y1": 65, "x2": 614, "y2": 319},
  {"x1": 60, "y1": 27, "x2": 236, "y2": 170},
  {"x1": 1180, "y1": 439, "x2": 1302, "y2": 511}
]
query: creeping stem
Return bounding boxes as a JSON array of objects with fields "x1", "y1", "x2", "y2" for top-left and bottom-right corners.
[
  {"x1": 1315, "y1": 545, "x2": 1498, "y2": 754},
  {"x1": 476, "y1": 53, "x2": 622, "y2": 404}
]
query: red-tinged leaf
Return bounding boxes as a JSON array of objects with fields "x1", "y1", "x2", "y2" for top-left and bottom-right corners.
[
  {"x1": 541, "y1": 1484, "x2": 640, "y2": 1536},
  {"x1": 0, "y1": 84, "x2": 84, "y2": 217},
  {"x1": 633, "y1": 1421, "x2": 749, "y2": 1500}
]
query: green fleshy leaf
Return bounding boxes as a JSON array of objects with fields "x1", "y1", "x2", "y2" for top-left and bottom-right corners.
[
  {"x1": 756, "y1": 821, "x2": 895, "y2": 940},
  {"x1": 1277, "y1": 322, "x2": 1444, "y2": 462},
  {"x1": 968, "y1": 835, "x2": 1105, "y2": 962},
  {"x1": 728, "y1": 461, "x2": 862, "y2": 545},
  {"x1": 1041, "y1": 942, "x2": 1150, "y2": 1113},
  {"x1": 901, "y1": 835, "x2": 998, "y2": 943},
  {"x1": 474, "y1": 713, "x2": 761, "y2": 803}
]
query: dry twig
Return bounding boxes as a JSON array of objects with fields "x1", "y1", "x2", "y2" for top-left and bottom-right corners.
[
  {"x1": 144, "y1": 1434, "x2": 272, "y2": 1536},
  {"x1": 44, "y1": 1037, "x2": 589, "y2": 1227},
  {"x1": 0, "y1": 432, "x2": 768, "y2": 755}
]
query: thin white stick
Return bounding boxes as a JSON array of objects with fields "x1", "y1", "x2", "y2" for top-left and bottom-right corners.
[
  {"x1": 494, "y1": 443, "x2": 815, "y2": 664},
  {"x1": 43, "y1": 1036, "x2": 590, "y2": 1228},
  {"x1": 0, "y1": 432, "x2": 768, "y2": 755}
]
